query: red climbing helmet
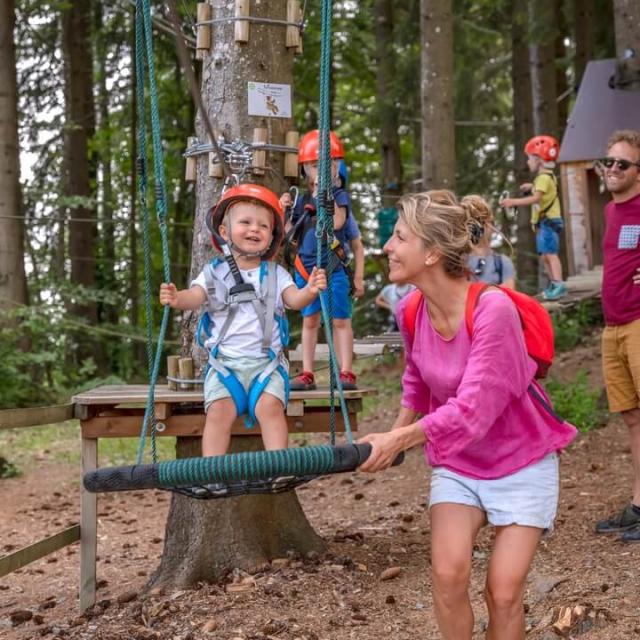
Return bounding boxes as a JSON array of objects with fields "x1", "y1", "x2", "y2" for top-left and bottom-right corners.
[
  {"x1": 298, "y1": 129, "x2": 345, "y2": 164},
  {"x1": 206, "y1": 183, "x2": 285, "y2": 259},
  {"x1": 524, "y1": 135, "x2": 560, "y2": 163}
]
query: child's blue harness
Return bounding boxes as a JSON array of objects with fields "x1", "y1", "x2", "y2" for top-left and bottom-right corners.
[{"x1": 197, "y1": 259, "x2": 290, "y2": 428}]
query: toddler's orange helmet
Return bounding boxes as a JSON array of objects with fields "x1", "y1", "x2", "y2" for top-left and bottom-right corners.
[
  {"x1": 524, "y1": 135, "x2": 560, "y2": 163},
  {"x1": 206, "y1": 183, "x2": 285, "y2": 260},
  {"x1": 298, "y1": 129, "x2": 345, "y2": 164}
]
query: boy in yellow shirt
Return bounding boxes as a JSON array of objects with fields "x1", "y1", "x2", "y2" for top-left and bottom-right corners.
[{"x1": 501, "y1": 135, "x2": 566, "y2": 300}]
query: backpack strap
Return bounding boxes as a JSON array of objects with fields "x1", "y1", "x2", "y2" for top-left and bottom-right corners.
[
  {"x1": 259, "y1": 262, "x2": 278, "y2": 352},
  {"x1": 493, "y1": 253, "x2": 504, "y2": 284},
  {"x1": 403, "y1": 288, "x2": 424, "y2": 343},
  {"x1": 464, "y1": 282, "x2": 491, "y2": 337}
]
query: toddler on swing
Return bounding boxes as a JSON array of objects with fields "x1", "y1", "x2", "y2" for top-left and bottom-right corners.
[{"x1": 160, "y1": 184, "x2": 326, "y2": 460}]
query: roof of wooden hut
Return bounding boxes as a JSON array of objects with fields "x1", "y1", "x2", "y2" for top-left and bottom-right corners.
[{"x1": 558, "y1": 59, "x2": 640, "y2": 164}]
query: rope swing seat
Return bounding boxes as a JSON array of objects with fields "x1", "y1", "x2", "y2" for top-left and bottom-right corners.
[{"x1": 83, "y1": 442, "x2": 388, "y2": 499}]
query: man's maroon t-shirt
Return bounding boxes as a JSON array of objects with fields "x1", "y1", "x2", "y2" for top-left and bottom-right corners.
[{"x1": 602, "y1": 193, "x2": 640, "y2": 325}]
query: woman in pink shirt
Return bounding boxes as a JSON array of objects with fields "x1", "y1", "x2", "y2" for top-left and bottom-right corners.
[{"x1": 359, "y1": 191, "x2": 576, "y2": 640}]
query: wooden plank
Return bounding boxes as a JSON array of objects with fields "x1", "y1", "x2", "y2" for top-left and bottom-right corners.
[
  {"x1": 72, "y1": 385, "x2": 377, "y2": 405},
  {"x1": 356, "y1": 332, "x2": 403, "y2": 346},
  {"x1": 81, "y1": 406, "x2": 359, "y2": 438},
  {"x1": 80, "y1": 438, "x2": 98, "y2": 612},
  {"x1": 0, "y1": 525, "x2": 80, "y2": 578},
  {"x1": 154, "y1": 403, "x2": 172, "y2": 420},
  {"x1": 286, "y1": 399, "x2": 304, "y2": 417},
  {"x1": 0, "y1": 403, "x2": 75, "y2": 430},
  {"x1": 288, "y1": 343, "x2": 389, "y2": 363}
]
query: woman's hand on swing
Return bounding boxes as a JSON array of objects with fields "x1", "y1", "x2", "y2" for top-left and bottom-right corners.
[
  {"x1": 307, "y1": 267, "x2": 327, "y2": 295},
  {"x1": 358, "y1": 422, "x2": 426, "y2": 473},
  {"x1": 358, "y1": 431, "x2": 406, "y2": 472}
]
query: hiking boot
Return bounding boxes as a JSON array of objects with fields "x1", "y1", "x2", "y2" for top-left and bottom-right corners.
[
  {"x1": 290, "y1": 371, "x2": 316, "y2": 391},
  {"x1": 621, "y1": 523, "x2": 640, "y2": 543},
  {"x1": 339, "y1": 370, "x2": 357, "y2": 391},
  {"x1": 595, "y1": 504, "x2": 640, "y2": 534},
  {"x1": 543, "y1": 281, "x2": 567, "y2": 301}
]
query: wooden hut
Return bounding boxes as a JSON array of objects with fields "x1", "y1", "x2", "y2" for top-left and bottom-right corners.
[{"x1": 558, "y1": 59, "x2": 640, "y2": 276}]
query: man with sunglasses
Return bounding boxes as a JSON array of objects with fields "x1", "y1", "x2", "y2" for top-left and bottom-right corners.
[{"x1": 595, "y1": 129, "x2": 640, "y2": 543}]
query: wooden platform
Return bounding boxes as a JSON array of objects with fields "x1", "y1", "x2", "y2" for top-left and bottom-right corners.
[
  {"x1": 71, "y1": 382, "x2": 376, "y2": 612},
  {"x1": 72, "y1": 384, "x2": 375, "y2": 437},
  {"x1": 541, "y1": 266, "x2": 602, "y2": 313}
]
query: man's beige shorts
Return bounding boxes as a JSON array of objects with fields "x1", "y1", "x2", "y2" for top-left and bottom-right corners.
[{"x1": 602, "y1": 318, "x2": 640, "y2": 412}]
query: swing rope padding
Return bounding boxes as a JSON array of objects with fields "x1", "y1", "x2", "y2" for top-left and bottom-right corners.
[{"x1": 83, "y1": 443, "x2": 387, "y2": 493}]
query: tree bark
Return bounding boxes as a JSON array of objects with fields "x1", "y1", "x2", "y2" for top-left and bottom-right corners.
[
  {"x1": 0, "y1": 0, "x2": 28, "y2": 314},
  {"x1": 374, "y1": 0, "x2": 403, "y2": 196},
  {"x1": 61, "y1": 0, "x2": 98, "y2": 342},
  {"x1": 150, "y1": 0, "x2": 325, "y2": 591},
  {"x1": 420, "y1": 0, "x2": 455, "y2": 190},
  {"x1": 613, "y1": 0, "x2": 640, "y2": 79},
  {"x1": 512, "y1": 0, "x2": 537, "y2": 294},
  {"x1": 554, "y1": 1, "x2": 569, "y2": 138},
  {"x1": 528, "y1": 0, "x2": 558, "y2": 138},
  {"x1": 573, "y1": 0, "x2": 594, "y2": 89},
  {"x1": 95, "y1": 3, "x2": 118, "y2": 331},
  {"x1": 613, "y1": 0, "x2": 640, "y2": 60}
]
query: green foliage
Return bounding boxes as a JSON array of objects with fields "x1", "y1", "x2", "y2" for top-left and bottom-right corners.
[
  {"x1": 553, "y1": 301, "x2": 603, "y2": 352},
  {"x1": 0, "y1": 457, "x2": 20, "y2": 479},
  {"x1": 545, "y1": 371, "x2": 607, "y2": 433}
]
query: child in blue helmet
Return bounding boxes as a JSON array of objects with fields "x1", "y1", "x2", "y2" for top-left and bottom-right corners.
[
  {"x1": 160, "y1": 184, "x2": 326, "y2": 458},
  {"x1": 280, "y1": 130, "x2": 365, "y2": 391}
]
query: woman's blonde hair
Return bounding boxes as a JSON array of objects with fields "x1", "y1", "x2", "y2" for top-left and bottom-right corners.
[{"x1": 396, "y1": 190, "x2": 493, "y2": 277}]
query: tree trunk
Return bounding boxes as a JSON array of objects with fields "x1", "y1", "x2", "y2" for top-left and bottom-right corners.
[
  {"x1": 61, "y1": 0, "x2": 99, "y2": 353},
  {"x1": 613, "y1": 0, "x2": 640, "y2": 77},
  {"x1": 573, "y1": 0, "x2": 594, "y2": 89},
  {"x1": 528, "y1": 0, "x2": 558, "y2": 137},
  {"x1": 150, "y1": 0, "x2": 325, "y2": 591},
  {"x1": 0, "y1": 0, "x2": 28, "y2": 314},
  {"x1": 512, "y1": 0, "x2": 537, "y2": 294},
  {"x1": 554, "y1": 1, "x2": 569, "y2": 138},
  {"x1": 613, "y1": 0, "x2": 640, "y2": 59},
  {"x1": 420, "y1": 0, "x2": 455, "y2": 190},
  {"x1": 95, "y1": 3, "x2": 118, "y2": 333},
  {"x1": 374, "y1": 0, "x2": 403, "y2": 195}
]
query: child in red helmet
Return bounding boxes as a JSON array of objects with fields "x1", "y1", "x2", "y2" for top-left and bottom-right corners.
[
  {"x1": 501, "y1": 135, "x2": 567, "y2": 300},
  {"x1": 160, "y1": 184, "x2": 327, "y2": 458},
  {"x1": 280, "y1": 130, "x2": 365, "y2": 391}
]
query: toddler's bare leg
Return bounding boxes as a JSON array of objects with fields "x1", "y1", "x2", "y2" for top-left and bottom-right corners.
[
  {"x1": 202, "y1": 397, "x2": 236, "y2": 457},
  {"x1": 254, "y1": 393, "x2": 288, "y2": 450}
]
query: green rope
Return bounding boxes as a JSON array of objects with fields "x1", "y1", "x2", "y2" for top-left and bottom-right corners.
[
  {"x1": 158, "y1": 445, "x2": 335, "y2": 488},
  {"x1": 315, "y1": 0, "x2": 353, "y2": 444},
  {"x1": 134, "y1": 0, "x2": 172, "y2": 464}
]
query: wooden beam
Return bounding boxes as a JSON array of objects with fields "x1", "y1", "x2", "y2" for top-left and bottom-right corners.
[
  {"x1": 72, "y1": 384, "x2": 377, "y2": 405},
  {"x1": 288, "y1": 343, "x2": 389, "y2": 363},
  {"x1": 80, "y1": 438, "x2": 98, "y2": 612},
  {"x1": 0, "y1": 525, "x2": 80, "y2": 578},
  {"x1": 81, "y1": 406, "x2": 358, "y2": 438},
  {"x1": 0, "y1": 404, "x2": 75, "y2": 430}
]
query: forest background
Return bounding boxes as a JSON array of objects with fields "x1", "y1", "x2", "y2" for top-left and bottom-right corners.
[{"x1": 0, "y1": 0, "x2": 628, "y2": 409}]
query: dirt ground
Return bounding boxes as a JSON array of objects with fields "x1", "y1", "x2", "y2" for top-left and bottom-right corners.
[{"x1": 1, "y1": 334, "x2": 640, "y2": 640}]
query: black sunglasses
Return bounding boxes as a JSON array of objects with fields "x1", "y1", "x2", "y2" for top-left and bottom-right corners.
[{"x1": 598, "y1": 157, "x2": 640, "y2": 171}]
